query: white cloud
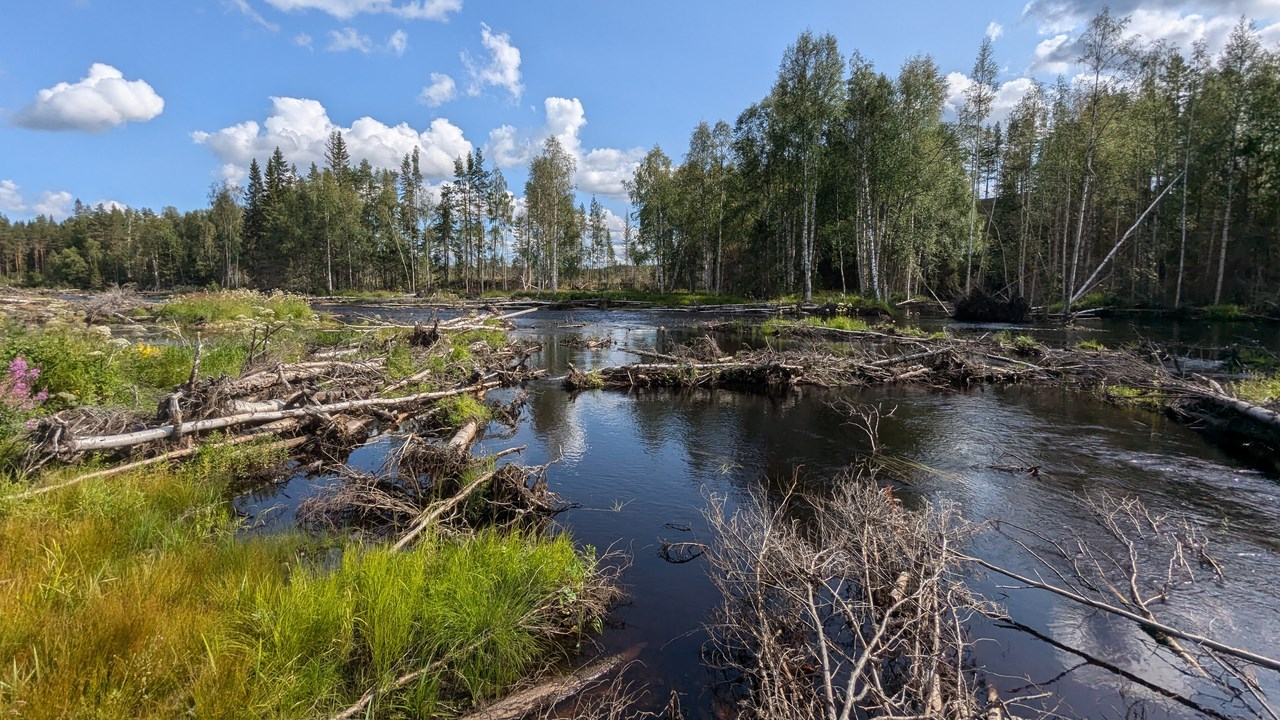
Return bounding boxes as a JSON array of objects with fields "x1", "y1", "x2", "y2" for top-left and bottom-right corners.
[
  {"x1": 1022, "y1": 1, "x2": 1280, "y2": 74},
  {"x1": 419, "y1": 72, "x2": 457, "y2": 107},
  {"x1": 226, "y1": 0, "x2": 279, "y2": 30},
  {"x1": 463, "y1": 23, "x2": 523, "y2": 102},
  {"x1": 15, "y1": 63, "x2": 164, "y2": 132},
  {"x1": 328, "y1": 27, "x2": 372, "y2": 53},
  {"x1": 33, "y1": 191, "x2": 74, "y2": 220},
  {"x1": 93, "y1": 199, "x2": 127, "y2": 212},
  {"x1": 192, "y1": 96, "x2": 472, "y2": 183},
  {"x1": 944, "y1": 73, "x2": 1037, "y2": 123},
  {"x1": 483, "y1": 97, "x2": 643, "y2": 199},
  {"x1": 1029, "y1": 33, "x2": 1073, "y2": 74},
  {"x1": 263, "y1": 0, "x2": 460, "y2": 21},
  {"x1": 987, "y1": 21, "x2": 1005, "y2": 39},
  {"x1": 294, "y1": 32, "x2": 313, "y2": 50},
  {"x1": 0, "y1": 180, "x2": 27, "y2": 215},
  {"x1": 387, "y1": 29, "x2": 408, "y2": 56}
]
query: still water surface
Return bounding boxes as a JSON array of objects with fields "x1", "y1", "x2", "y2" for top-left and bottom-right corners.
[{"x1": 240, "y1": 308, "x2": 1280, "y2": 719}]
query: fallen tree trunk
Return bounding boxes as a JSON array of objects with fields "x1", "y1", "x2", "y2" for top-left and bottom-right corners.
[
  {"x1": 14, "y1": 434, "x2": 309, "y2": 500},
  {"x1": 59, "y1": 380, "x2": 501, "y2": 454},
  {"x1": 455, "y1": 645, "x2": 643, "y2": 720}
]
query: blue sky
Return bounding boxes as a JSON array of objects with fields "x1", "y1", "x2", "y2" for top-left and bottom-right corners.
[{"x1": 2, "y1": 0, "x2": 1278, "y2": 230}]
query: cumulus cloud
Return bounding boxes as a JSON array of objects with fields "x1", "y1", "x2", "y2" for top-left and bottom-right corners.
[
  {"x1": 263, "y1": 0, "x2": 461, "y2": 21},
  {"x1": 14, "y1": 63, "x2": 164, "y2": 133},
  {"x1": 484, "y1": 97, "x2": 643, "y2": 199},
  {"x1": 226, "y1": 0, "x2": 279, "y2": 30},
  {"x1": 0, "y1": 181, "x2": 80, "y2": 220},
  {"x1": 1022, "y1": 0, "x2": 1280, "y2": 73},
  {"x1": 328, "y1": 27, "x2": 372, "y2": 52},
  {"x1": 94, "y1": 199, "x2": 128, "y2": 212},
  {"x1": 33, "y1": 191, "x2": 74, "y2": 220},
  {"x1": 1029, "y1": 33, "x2": 1075, "y2": 74},
  {"x1": 388, "y1": 29, "x2": 408, "y2": 55},
  {"x1": 0, "y1": 180, "x2": 26, "y2": 215},
  {"x1": 987, "y1": 21, "x2": 1005, "y2": 39},
  {"x1": 419, "y1": 72, "x2": 457, "y2": 107},
  {"x1": 192, "y1": 96, "x2": 472, "y2": 183},
  {"x1": 463, "y1": 23, "x2": 523, "y2": 102},
  {"x1": 944, "y1": 73, "x2": 1038, "y2": 123}
]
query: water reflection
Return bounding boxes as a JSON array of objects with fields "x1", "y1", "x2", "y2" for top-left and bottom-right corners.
[{"x1": 239, "y1": 306, "x2": 1280, "y2": 719}]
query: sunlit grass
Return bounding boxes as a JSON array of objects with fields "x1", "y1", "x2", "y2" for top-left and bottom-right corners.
[
  {"x1": 0, "y1": 440, "x2": 596, "y2": 719},
  {"x1": 156, "y1": 290, "x2": 314, "y2": 325}
]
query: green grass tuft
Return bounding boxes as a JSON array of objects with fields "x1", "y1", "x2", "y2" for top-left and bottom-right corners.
[{"x1": 156, "y1": 290, "x2": 314, "y2": 325}]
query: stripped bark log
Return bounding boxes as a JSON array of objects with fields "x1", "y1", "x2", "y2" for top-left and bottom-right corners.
[
  {"x1": 14, "y1": 434, "x2": 308, "y2": 500},
  {"x1": 454, "y1": 645, "x2": 643, "y2": 720},
  {"x1": 58, "y1": 380, "x2": 501, "y2": 454},
  {"x1": 392, "y1": 469, "x2": 496, "y2": 552}
]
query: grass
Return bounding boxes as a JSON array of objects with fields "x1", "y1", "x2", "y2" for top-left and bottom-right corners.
[
  {"x1": 994, "y1": 330, "x2": 1040, "y2": 356},
  {"x1": 0, "y1": 327, "x2": 253, "y2": 410},
  {"x1": 438, "y1": 394, "x2": 491, "y2": 427},
  {"x1": 156, "y1": 289, "x2": 314, "y2": 325},
  {"x1": 803, "y1": 316, "x2": 870, "y2": 332},
  {"x1": 0, "y1": 440, "x2": 599, "y2": 719},
  {"x1": 1201, "y1": 304, "x2": 1246, "y2": 321},
  {"x1": 1075, "y1": 339, "x2": 1107, "y2": 351},
  {"x1": 1234, "y1": 375, "x2": 1280, "y2": 405},
  {"x1": 1102, "y1": 384, "x2": 1163, "y2": 410}
]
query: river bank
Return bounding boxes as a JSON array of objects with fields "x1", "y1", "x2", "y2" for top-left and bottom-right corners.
[{"x1": 3, "y1": 289, "x2": 1280, "y2": 718}]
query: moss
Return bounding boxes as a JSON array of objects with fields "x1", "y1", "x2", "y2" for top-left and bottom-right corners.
[{"x1": 1075, "y1": 339, "x2": 1107, "y2": 351}]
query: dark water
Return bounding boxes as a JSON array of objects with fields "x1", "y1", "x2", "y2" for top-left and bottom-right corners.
[{"x1": 237, "y1": 308, "x2": 1280, "y2": 719}]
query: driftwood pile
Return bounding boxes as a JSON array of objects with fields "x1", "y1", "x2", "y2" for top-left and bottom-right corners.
[
  {"x1": 26, "y1": 307, "x2": 544, "y2": 467},
  {"x1": 565, "y1": 331, "x2": 1280, "y2": 454}
]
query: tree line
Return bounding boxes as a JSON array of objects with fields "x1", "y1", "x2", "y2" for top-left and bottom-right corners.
[
  {"x1": 628, "y1": 11, "x2": 1280, "y2": 309},
  {"x1": 3, "y1": 9, "x2": 1278, "y2": 309},
  {"x1": 0, "y1": 132, "x2": 615, "y2": 295}
]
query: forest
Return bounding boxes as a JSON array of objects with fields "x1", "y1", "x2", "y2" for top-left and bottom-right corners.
[{"x1": 2, "y1": 9, "x2": 1278, "y2": 313}]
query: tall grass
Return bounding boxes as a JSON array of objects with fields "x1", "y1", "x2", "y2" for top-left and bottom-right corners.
[
  {"x1": 156, "y1": 289, "x2": 314, "y2": 325},
  {"x1": 0, "y1": 440, "x2": 598, "y2": 719}
]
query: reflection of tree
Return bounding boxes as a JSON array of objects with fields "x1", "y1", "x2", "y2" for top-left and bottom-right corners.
[{"x1": 527, "y1": 383, "x2": 586, "y2": 460}]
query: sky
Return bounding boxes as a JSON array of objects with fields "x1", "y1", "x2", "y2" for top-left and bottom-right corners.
[{"x1": 2, "y1": 0, "x2": 1279, "y2": 233}]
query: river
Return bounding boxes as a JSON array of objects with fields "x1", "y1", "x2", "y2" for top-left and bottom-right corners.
[{"x1": 240, "y1": 307, "x2": 1280, "y2": 719}]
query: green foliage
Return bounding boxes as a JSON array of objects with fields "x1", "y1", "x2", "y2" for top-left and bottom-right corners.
[
  {"x1": 1234, "y1": 375, "x2": 1280, "y2": 405},
  {"x1": 386, "y1": 345, "x2": 415, "y2": 379},
  {"x1": 994, "y1": 330, "x2": 1040, "y2": 356},
  {"x1": 0, "y1": 440, "x2": 597, "y2": 719},
  {"x1": 455, "y1": 328, "x2": 506, "y2": 349},
  {"x1": 0, "y1": 327, "x2": 122, "y2": 405},
  {"x1": 802, "y1": 316, "x2": 870, "y2": 332},
  {"x1": 1201, "y1": 304, "x2": 1245, "y2": 321},
  {"x1": 1075, "y1": 339, "x2": 1107, "y2": 351},
  {"x1": 1103, "y1": 384, "x2": 1163, "y2": 410},
  {"x1": 438, "y1": 394, "x2": 491, "y2": 427},
  {"x1": 157, "y1": 290, "x2": 313, "y2": 325}
]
